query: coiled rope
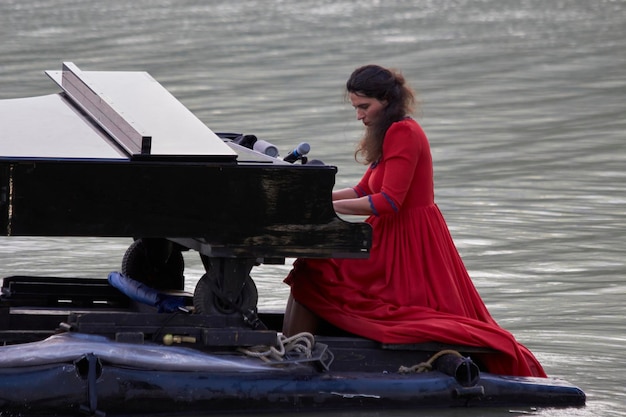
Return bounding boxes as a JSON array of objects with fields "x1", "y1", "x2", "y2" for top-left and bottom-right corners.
[
  {"x1": 398, "y1": 349, "x2": 463, "y2": 374},
  {"x1": 239, "y1": 332, "x2": 315, "y2": 362}
]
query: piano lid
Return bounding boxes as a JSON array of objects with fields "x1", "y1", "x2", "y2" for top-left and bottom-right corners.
[
  {"x1": 0, "y1": 62, "x2": 237, "y2": 161},
  {"x1": 0, "y1": 93, "x2": 127, "y2": 159}
]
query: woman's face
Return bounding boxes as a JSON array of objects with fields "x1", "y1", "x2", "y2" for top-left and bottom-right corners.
[{"x1": 349, "y1": 92, "x2": 387, "y2": 127}]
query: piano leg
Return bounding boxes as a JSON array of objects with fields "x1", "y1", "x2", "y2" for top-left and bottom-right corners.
[
  {"x1": 121, "y1": 239, "x2": 262, "y2": 327},
  {"x1": 193, "y1": 257, "x2": 260, "y2": 326}
]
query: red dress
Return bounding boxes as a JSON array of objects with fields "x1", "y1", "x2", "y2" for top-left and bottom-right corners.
[{"x1": 285, "y1": 119, "x2": 546, "y2": 377}]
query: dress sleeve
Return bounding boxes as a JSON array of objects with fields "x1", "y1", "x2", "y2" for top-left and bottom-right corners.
[{"x1": 368, "y1": 122, "x2": 421, "y2": 215}]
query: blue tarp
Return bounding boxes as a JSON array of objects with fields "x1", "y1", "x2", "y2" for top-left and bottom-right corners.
[{"x1": 107, "y1": 271, "x2": 186, "y2": 313}]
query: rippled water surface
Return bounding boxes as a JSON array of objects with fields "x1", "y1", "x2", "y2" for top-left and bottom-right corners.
[{"x1": 0, "y1": 1, "x2": 624, "y2": 416}]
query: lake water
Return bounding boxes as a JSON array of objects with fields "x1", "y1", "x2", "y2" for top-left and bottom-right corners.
[{"x1": 0, "y1": 0, "x2": 624, "y2": 416}]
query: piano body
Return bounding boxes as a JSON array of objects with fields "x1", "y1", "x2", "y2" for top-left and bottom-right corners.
[{"x1": 0, "y1": 62, "x2": 371, "y2": 315}]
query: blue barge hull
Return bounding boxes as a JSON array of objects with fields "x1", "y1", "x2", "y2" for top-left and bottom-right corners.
[{"x1": 0, "y1": 332, "x2": 585, "y2": 416}]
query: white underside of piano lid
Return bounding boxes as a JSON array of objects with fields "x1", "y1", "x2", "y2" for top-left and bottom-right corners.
[
  {"x1": 33, "y1": 63, "x2": 237, "y2": 158},
  {"x1": 0, "y1": 93, "x2": 128, "y2": 159}
]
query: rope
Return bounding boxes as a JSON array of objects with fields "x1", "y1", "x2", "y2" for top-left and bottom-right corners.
[
  {"x1": 398, "y1": 349, "x2": 463, "y2": 374},
  {"x1": 239, "y1": 332, "x2": 315, "y2": 363}
]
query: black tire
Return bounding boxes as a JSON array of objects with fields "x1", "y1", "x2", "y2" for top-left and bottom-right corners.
[
  {"x1": 121, "y1": 239, "x2": 185, "y2": 291},
  {"x1": 193, "y1": 269, "x2": 258, "y2": 316}
]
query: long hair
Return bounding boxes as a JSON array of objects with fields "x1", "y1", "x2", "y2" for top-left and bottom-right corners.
[{"x1": 346, "y1": 65, "x2": 416, "y2": 164}]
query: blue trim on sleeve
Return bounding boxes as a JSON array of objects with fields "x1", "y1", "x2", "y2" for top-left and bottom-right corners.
[
  {"x1": 381, "y1": 191, "x2": 399, "y2": 213},
  {"x1": 368, "y1": 195, "x2": 379, "y2": 216},
  {"x1": 353, "y1": 185, "x2": 367, "y2": 197}
]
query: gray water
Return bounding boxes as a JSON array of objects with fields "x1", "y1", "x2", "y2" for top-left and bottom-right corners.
[{"x1": 0, "y1": 1, "x2": 624, "y2": 416}]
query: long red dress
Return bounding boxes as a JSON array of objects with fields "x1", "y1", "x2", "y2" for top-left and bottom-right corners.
[{"x1": 285, "y1": 118, "x2": 546, "y2": 377}]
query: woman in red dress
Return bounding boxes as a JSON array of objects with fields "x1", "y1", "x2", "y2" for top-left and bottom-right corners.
[{"x1": 283, "y1": 64, "x2": 546, "y2": 377}]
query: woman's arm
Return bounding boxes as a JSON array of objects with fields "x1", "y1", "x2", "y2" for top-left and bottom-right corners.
[
  {"x1": 333, "y1": 196, "x2": 373, "y2": 215},
  {"x1": 332, "y1": 188, "x2": 359, "y2": 201},
  {"x1": 333, "y1": 188, "x2": 372, "y2": 215}
]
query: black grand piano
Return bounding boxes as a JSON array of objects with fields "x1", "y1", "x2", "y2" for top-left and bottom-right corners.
[{"x1": 0, "y1": 62, "x2": 370, "y2": 317}]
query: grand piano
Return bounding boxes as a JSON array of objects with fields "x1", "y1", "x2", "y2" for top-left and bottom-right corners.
[{"x1": 0, "y1": 62, "x2": 371, "y2": 319}]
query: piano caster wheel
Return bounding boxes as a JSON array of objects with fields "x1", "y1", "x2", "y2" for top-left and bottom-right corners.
[
  {"x1": 121, "y1": 238, "x2": 184, "y2": 291},
  {"x1": 193, "y1": 270, "x2": 258, "y2": 316}
]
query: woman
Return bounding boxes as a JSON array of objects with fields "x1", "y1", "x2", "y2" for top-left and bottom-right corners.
[{"x1": 283, "y1": 64, "x2": 546, "y2": 378}]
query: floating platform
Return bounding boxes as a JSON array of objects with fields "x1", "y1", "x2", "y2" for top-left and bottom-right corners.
[{"x1": 0, "y1": 275, "x2": 585, "y2": 416}]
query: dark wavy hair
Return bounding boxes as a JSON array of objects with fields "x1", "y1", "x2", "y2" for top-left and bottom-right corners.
[{"x1": 346, "y1": 65, "x2": 416, "y2": 164}]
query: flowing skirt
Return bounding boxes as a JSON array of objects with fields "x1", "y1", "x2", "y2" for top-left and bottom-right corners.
[{"x1": 285, "y1": 204, "x2": 546, "y2": 377}]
